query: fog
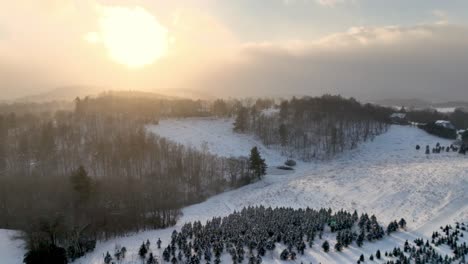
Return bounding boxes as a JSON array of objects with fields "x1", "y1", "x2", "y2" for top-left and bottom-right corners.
[
  {"x1": 192, "y1": 24, "x2": 468, "y2": 102},
  {"x1": 1, "y1": 1, "x2": 468, "y2": 102}
]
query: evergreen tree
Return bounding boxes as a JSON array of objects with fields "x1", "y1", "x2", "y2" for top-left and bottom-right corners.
[
  {"x1": 163, "y1": 247, "x2": 171, "y2": 262},
  {"x1": 147, "y1": 253, "x2": 157, "y2": 264},
  {"x1": 70, "y1": 166, "x2": 93, "y2": 203},
  {"x1": 249, "y1": 147, "x2": 267, "y2": 179},
  {"x1": 335, "y1": 241, "x2": 343, "y2": 252},
  {"x1": 376, "y1": 249, "x2": 381, "y2": 259},
  {"x1": 23, "y1": 245, "x2": 68, "y2": 264},
  {"x1": 280, "y1": 249, "x2": 289, "y2": 260},
  {"x1": 279, "y1": 100, "x2": 289, "y2": 121},
  {"x1": 233, "y1": 107, "x2": 248, "y2": 132},
  {"x1": 357, "y1": 231, "x2": 364, "y2": 247},
  {"x1": 146, "y1": 239, "x2": 151, "y2": 250},
  {"x1": 279, "y1": 124, "x2": 288, "y2": 146},
  {"x1": 104, "y1": 251, "x2": 112, "y2": 264},
  {"x1": 398, "y1": 218, "x2": 407, "y2": 229},
  {"x1": 322, "y1": 241, "x2": 330, "y2": 252},
  {"x1": 157, "y1": 238, "x2": 162, "y2": 249},
  {"x1": 139, "y1": 242, "x2": 148, "y2": 259},
  {"x1": 265, "y1": 240, "x2": 275, "y2": 251},
  {"x1": 121, "y1": 247, "x2": 127, "y2": 258}
]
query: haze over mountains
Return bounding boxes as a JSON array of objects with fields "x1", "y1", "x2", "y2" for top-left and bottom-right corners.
[
  {"x1": 6, "y1": 86, "x2": 468, "y2": 113},
  {"x1": 3, "y1": 22, "x2": 468, "y2": 103}
]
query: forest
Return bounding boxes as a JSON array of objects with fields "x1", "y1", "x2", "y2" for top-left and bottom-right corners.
[
  {"x1": 96, "y1": 209, "x2": 467, "y2": 264},
  {"x1": 98, "y1": 206, "x2": 408, "y2": 264},
  {"x1": 0, "y1": 95, "x2": 258, "y2": 263},
  {"x1": 406, "y1": 108, "x2": 468, "y2": 130},
  {"x1": 2, "y1": 93, "x2": 461, "y2": 263},
  {"x1": 232, "y1": 95, "x2": 391, "y2": 160}
]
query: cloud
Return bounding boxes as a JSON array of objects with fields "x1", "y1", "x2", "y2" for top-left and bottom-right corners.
[
  {"x1": 1, "y1": 1, "x2": 467, "y2": 103},
  {"x1": 315, "y1": 0, "x2": 350, "y2": 7},
  {"x1": 0, "y1": 1, "x2": 238, "y2": 99},
  {"x1": 282, "y1": 0, "x2": 351, "y2": 7},
  {"x1": 432, "y1": 10, "x2": 449, "y2": 25},
  {"x1": 193, "y1": 24, "x2": 468, "y2": 101}
]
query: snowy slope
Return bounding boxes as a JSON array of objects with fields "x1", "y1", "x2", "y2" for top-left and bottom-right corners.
[
  {"x1": 147, "y1": 118, "x2": 285, "y2": 165},
  {"x1": 71, "y1": 119, "x2": 466, "y2": 264},
  {"x1": 148, "y1": 119, "x2": 468, "y2": 230},
  {"x1": 2, "y1": 118, "x2": 467, "y2": 263},
  {"x1": 0, "y1": 230, "x2": 24, "y2": 264}
]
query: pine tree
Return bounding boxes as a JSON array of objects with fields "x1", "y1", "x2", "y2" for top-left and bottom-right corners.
[
  {"x1": 279, "y1": 124, "x2": 288, "y2": 146},
  {"x1": 280, "y1": 249, "x2": 289, "y2": 260},
  {"x1": 249, "y1": 147, "x2": 267, "y2": 179},
  {"x1": 163, "y1": 247, "x2": 171, "y2": 262},
  {"x1": 376, "y1": 249, "x2": 381, "y2": 259},
  {"x1": 234, "y1": 107, "x2": 248, "y2": 132},
  {"x1": 279, "y1": 100, "x2": 289, "y2": 121},
  {"x1": 335, "y1": 241, "x2": 343, "y2": 252},
  {"x1": 398, "y1": 218, "x2": 407, "y2": 229},
  {"x1": 139, "y1": 242, "x2": 148, "y2": 259},
  {"x1": 322, "y1": 241, "x2": 330, "y2": 252},
  {"x1": 121, "y1": 247, "x2": 127, "y2": 259},
  {"x1": 157, "y1": 238, "x2": 162, "y2": 249},
  {"x1": 146, "y1": 239, "x2": 151, "y2": 250},
  {"x1": 357, "y1": 231, "x2": 364, "y2": 247},
  {"x1": 70, "y1": 166, "x2": 93, "y2": 203},
  {"x1": 359, "y1": 254, "x2": 364, "y2": 262},
  {"x1": 104, "y1": 251, "x2": 112, "y2": 264},
  {"x1": 147, "y1": 253, "x2": 157, "y2": 264}
]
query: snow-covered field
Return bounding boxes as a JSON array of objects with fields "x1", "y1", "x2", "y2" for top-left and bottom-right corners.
[
  {"x1": 434, "y1": 107, "x2": 457, "y2": 113},
  {"x1": 2, "y1": 118, "x2": 467, "y2": 263},
  {"x1": 0, "y1": 230, "x2": 24, "y2": 264},
  {"x1": 147, "y1": 119, "x2": 468, "y2": 230}
]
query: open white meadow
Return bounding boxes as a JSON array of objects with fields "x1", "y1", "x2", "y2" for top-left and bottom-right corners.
[{"x1": 2, "y1": 118, "x2": 467, "y2": 263}]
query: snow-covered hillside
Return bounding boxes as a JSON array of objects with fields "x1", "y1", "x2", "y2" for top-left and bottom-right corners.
[
  {"x1": 0, "y1": 230, "x2": 24, "y2": 264},
  {"x1": 147, "y1": 118, "x2": 285, "y2": 165},
  {"x1": 148, "y1": 119, "x2": 468, "y2": 230},
  {"x1": 3, "y1": 118, "x2": 467, "y2": 263}
]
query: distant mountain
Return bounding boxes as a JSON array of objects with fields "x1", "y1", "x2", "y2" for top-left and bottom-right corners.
[
  {"x1": 14, "y1": 86, "x2": 102, "y2": 102},
  {"x1": 374, "y1": 98, "x2": 468, "y2": 111},
  {"x1": 432, "y1": 101, "x2": 468, "y2": 109},
  {"x1": 372, "y1": 98, "x2": 432, "y2": 109},
  {"x1": 14, "y1": 86, "x2": 189, "y2": 103},
  {"x1": 98, "y1": 90, "x2": 179, "y2": 100}
]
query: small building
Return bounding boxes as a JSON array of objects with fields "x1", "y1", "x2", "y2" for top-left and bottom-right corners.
[
  {"x1": 435, "y1": 120, "x2": 456, "y2": 130},
  {"x1": 389, "y1": 113, "x2": 407, "y2": 124}
]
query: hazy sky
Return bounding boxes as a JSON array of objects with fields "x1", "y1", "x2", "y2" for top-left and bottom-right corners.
[{"x1": 1, "y1": 0, "x2": 468, "y2": 101}]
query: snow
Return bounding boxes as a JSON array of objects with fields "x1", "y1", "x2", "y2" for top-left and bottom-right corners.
[
  {"x1": 435, "y1": 107, "x2": 457, "y2": 113},
  {"x1": 2, "y1": 118, "x2": 467, "y2": 263},
  {"x1": 0, "y1": 230, "x2": 24, "y2": 264},
  {"x1": 78, "y1": 120, "x2": 467, "y2": 263},
  {"x1": 147, "y1": 119, "x2": 467, "y2": 229},
  {"x1": 261, "y1": 107, "x2": 280, "y2": 117},
  {"x1": 146, "y1": 118, "x2": 285, "y2": 166}
]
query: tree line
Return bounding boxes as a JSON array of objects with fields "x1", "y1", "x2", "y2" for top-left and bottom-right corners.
[
  {"x1": 0, "y1": 97, "x2": 259, "y2": 263},
  {"x1": 233, "y1": 95, "x2": 391, "y2": 161},
  {"x1": 96, "y1": 206, "x2": 403, "y2": 264}
]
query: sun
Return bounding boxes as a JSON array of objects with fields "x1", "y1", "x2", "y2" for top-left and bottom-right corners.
[{"x1": 87, "y1": 6, "x2": 168, "y2": 68}]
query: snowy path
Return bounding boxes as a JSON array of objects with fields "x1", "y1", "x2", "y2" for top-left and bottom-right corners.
[{"x1": 2, "y1": 118, "x2": 467, "y2": 263}]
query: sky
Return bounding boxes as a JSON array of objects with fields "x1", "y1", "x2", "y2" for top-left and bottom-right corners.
[{"x1": 1, "y1": 0, "x2": 468, "y2": 101}]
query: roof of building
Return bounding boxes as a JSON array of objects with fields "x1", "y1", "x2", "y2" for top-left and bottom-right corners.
[{"x1": 390, "y1": 113, "x2": 406, "y2": 119}]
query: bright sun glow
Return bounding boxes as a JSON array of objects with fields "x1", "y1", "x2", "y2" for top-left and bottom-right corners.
[{"x1": 87, "y1": 6, "x2": 168, "y2": 68}]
